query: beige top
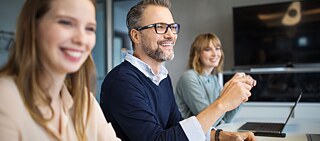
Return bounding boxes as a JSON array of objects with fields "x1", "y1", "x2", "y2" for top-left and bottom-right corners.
[{"x1": 0, "y1": 76, "x2": 121, "y2": 141}]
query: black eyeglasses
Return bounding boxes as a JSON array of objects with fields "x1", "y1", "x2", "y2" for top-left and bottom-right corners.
[{"x1": 136, "y1": 23, "x2": 180, "y2": 34}]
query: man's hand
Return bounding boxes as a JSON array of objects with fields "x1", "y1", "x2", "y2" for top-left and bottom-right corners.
[
  {"x1": 196, "y1": 73, "x2": 257, "y2": 133},
  {"x1": 217, "y1": 73, "x2": 257, "y2": 112},
  {"x1": 211, "y1": 130, "x2": 256, "y2": 141}
]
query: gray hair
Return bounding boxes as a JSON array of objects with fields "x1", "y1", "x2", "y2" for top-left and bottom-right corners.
[{"x1": 126, "y1": 0, "x2": 171, "y2": 48}]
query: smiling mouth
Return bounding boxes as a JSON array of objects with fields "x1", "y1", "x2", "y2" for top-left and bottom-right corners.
[
  {"x1": 159, "y1": 40, "x2": 175, "y2": 47},
  {"x1": 161, "y1": 43, "x2": 174, "y2": 46},
  {"x1": 210, "y1": 58, "x2": 219, "y2": 62},
  {"x1": 65, "y1": 50, "x2": 82, "y2": 58},
  {"x1": 61, "y1": 48, "x2": 83, "y2": 59}
]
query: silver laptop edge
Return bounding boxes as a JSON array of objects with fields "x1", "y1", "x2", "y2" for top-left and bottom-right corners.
[{"x1": 283, "y1": 92, "x2": 302, "y2": 129}]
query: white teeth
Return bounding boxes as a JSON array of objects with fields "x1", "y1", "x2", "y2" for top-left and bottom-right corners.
[
  {"x1": 161, "y1": 43, "x2": 173, "y2": 46},
  {"x1": 65, "y1": 50, "x2": 82, "y2": 58}
]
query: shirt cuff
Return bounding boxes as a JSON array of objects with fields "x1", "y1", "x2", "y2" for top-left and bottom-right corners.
[{"x1": 179, "y1": 116, "x2": 206, "y2": 141}]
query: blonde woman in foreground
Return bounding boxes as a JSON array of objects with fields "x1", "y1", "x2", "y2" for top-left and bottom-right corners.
[{"x1": 0, "y1": 0, "x2": 120, "y2": 140}]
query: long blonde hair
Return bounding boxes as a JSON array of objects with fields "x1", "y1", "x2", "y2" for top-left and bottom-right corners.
[
  {"x1": 0, "y1": 0, "x2": 97, "y2": 140},
  {"x1": 188, "y1": 33, "x2": 224, "y2": 75}
]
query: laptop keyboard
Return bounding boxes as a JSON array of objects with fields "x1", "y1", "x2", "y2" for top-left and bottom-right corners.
[
  {"x1": 240, "y1": 122, "x2": 284, "y2": 132},
  {"x1": 256, "y1": 123, "x2": 284, "y2": 131}
]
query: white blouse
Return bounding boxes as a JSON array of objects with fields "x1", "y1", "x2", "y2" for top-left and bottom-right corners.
[{"x1": 0, "y1": 76, "x2": 120, "y2": 141}]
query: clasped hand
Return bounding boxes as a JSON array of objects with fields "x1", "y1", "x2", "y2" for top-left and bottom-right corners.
[{"x1": 219, "y1": 72, "x2": 257, "y2": 113}]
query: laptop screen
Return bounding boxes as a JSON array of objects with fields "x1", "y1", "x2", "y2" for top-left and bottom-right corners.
[{"x1": 284, "y1": 92, "x2": 302, "y2": 126}]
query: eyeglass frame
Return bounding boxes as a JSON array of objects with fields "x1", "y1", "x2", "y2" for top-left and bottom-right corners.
[{"x1": 135, "y1": 22, "x2": 180, "y2": 34}]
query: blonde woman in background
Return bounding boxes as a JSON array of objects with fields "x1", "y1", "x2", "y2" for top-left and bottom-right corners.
[
  {"x1": 175, "y1": 33, "x2": 242, "y2": 127},
  {"x1": 0, "y1": 0, "x2": 120, "y2": 140}
]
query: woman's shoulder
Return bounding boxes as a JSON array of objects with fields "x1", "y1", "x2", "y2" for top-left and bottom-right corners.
[
  {"x1": 180, "y1": 69, "x2": 199, "y2": 80},
  {"x1": 0, "y1": 75, "x2": 21, "y2": 102},
  {"x1": 0, "y1": 75, "x2": 15, "y2": 88},
  {"x1": 177, "y1": 70, "x2": 200, "y2": 86},
  {"x1": 87, "y1": 92, "x2": 102, "y2": 115},
  {"x1": 0, "y1": 75, "x2": 29, "y2": 123}
]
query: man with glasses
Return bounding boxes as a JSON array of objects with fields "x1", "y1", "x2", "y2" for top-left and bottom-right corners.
[
  {"x1": 100, "y1": 0, "x2": 256, "y2": 141},
  {"x1": 136, "y1": 22, "x2": 180, "y2": 34}
]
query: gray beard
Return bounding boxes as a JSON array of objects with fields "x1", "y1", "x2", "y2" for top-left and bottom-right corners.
[{"x1": 142, "y1": 43, "x2": 174, "y2": 62}]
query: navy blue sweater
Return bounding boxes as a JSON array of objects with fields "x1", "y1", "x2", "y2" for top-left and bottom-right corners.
[{"x1": 100, "y1": 61, "x2": 188, "y2": 141}]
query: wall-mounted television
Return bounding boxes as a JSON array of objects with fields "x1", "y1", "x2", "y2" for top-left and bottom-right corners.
[{"x1": 233, "y1": 1, "x2": 320, "y2": 68}]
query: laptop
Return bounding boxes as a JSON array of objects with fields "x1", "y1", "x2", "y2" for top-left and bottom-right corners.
[{"x1": 238, "y1": 92, "x2": 302, "y2": 137}]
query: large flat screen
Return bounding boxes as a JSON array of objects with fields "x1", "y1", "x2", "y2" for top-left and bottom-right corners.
[{"x1": 233, "y1": 1, "x2": 320, "y2": 68}]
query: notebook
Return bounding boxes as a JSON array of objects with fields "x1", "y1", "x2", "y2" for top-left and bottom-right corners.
[{"x1": 238, "y1": 92, "x2": 302, "y2": 137}]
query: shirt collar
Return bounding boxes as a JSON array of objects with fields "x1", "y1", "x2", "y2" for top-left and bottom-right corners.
[
  {"x1": 125, "y1": 53, "x2": 168, "y2": 85},
  {"x1": 35, "y1": 84, "x2": 74, "y2": 139},
  {"x1": 36, "y1": 84, "x2": 73, "y2": 119}
]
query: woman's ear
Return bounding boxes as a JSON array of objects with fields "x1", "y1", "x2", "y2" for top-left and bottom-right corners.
[{"x1": 130, "y1": 29, "x2": 140, "y2": 44}]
